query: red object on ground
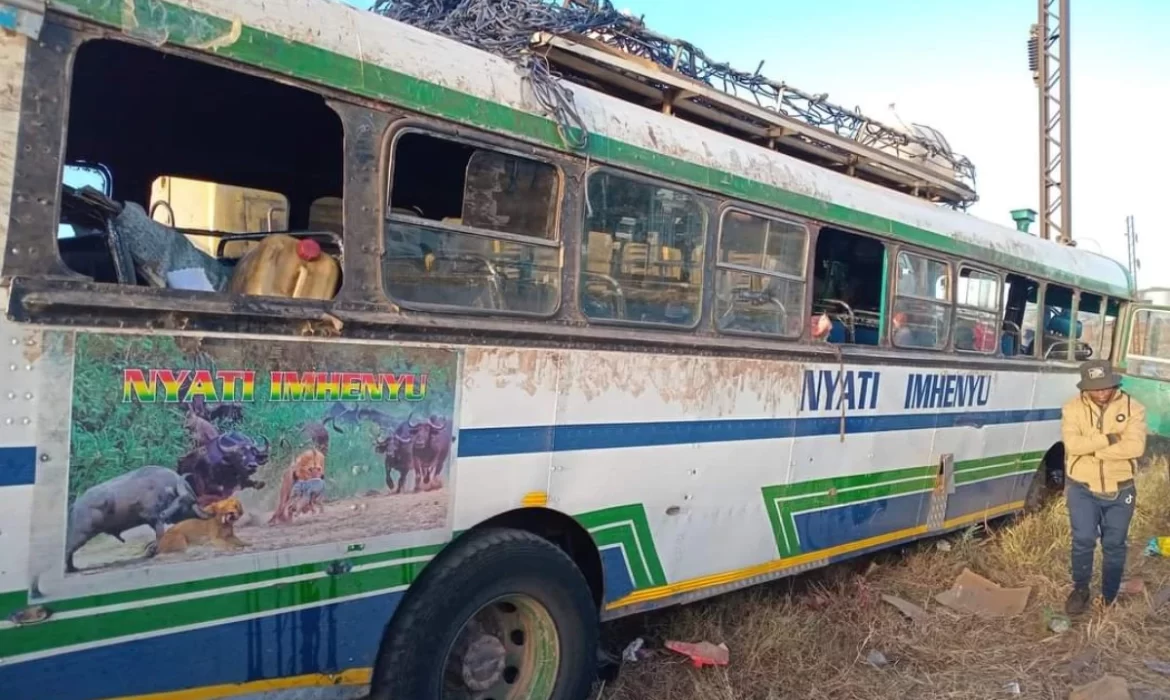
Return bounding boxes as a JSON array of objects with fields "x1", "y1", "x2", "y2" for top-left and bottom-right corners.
[{"x1": 664, "y1": 640, "x2": 730, "y2": 668}]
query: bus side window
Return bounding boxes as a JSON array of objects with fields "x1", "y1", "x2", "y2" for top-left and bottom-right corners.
[
  {"x1": 1128, "y1": 308, "x2": 1170, "y2": 380},
  {"x1": 579, "y1": 171, "x2": 705, "y2": 327},
  {"x1": 714, "y1": 209, "x2": 807, "y2": 338},
  {"x1": 891, "y1": 251, "x2": 951, "y2": 350},
  {"x1": 954, "y1": 266, "x2": 1000, "y2": 353},
  {"x1": 383, "y1": 132, "x2": 562, "y2": 315},
  {"x1": 1076, "y1": 292, "x2": 1110, "y2": 361},
  {"x1": 56, "y1": 39, "x2": 344, "y2": 296},
  {"x1": 1041, "y1": 283, "x2": 1080, "y2": 360},
  {"x1": 810, "y1": 227, "x2": 884, "y2": 345},
  {"x1": 1002, "y1": 273, "x2": 1040, "y2": 357}
]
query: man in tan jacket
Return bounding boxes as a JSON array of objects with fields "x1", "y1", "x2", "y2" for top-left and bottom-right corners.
[{"x1": 1061, "y1": 360, "x2": 1147, "y2": 614}]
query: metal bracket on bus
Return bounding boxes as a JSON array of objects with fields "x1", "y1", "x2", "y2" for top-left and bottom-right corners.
[
  {"x1": 0, "y1": 0, "x2": 45, "y2": 39},
  {"x1": 940, "y1": 453, "x2": 956, "y2": 496}
]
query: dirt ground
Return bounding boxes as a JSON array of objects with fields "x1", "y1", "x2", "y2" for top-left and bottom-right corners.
[
  {"x1": 71, "y1": 488, "x2": 448, "y2": 573},
  {"x1": 599, "y1": 466, "x2": 1170, "y2": 700}
]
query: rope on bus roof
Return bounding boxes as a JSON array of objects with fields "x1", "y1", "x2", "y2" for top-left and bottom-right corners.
[{"x1": 372, "y1": 0, "x2": 978, "y2": 207}]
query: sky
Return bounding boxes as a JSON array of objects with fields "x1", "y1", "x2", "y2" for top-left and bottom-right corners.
[
  {"x1": 615, "y1": 0, "x2": 1170, "y2": 287},
  {"x1": 358, "y1": 0, "x2": 1170, "y2": 287}
]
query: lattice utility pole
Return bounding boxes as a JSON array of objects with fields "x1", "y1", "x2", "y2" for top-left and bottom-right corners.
[
  {"x1": 1125, "y1": 215, "x2": 1140, "y2": 290},
  {"x1": 1030, "y1": 0, "x2": 1071, "y2": 244}
]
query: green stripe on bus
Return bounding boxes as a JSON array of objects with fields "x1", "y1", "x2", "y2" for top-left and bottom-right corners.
[
  {"x1": 51, "y1": 0, "x2": 1131, "y2": 297},
  {"x1": 0, "y1": 555, "x2": 423, "y2": 660},
  {"x1": 0, "y1": 543, "x2": 442, "y2": 622},
  {"x1": 577, "y1": 503, "x2": 667, "y2": 589},
  {"x1": 761, "y1": 452, "x2": 1040, "y2": 557}
]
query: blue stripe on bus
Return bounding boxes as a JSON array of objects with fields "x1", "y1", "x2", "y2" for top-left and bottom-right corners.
[
  {"x1": 599, "y1": 546, "x2": 637, "y2": 604},
  {"x1": 945, "y1": 469, "x2": 1035, "y2": 522},
  {"x1": 0, "y1": 446, "x2": 36, "y2": 487},
  {"x1": 0, "y1": 408, "x2": 1060, "y2": 487},
  {"x1": 457, "y1": 408, "x2": 1063, "y2": 457},
  {"x1": 794, "y1": 490, "x2": 933, "y2": 553},
  {"x1": 0, "y1": 589, "x2": 405, "y2": 700}
]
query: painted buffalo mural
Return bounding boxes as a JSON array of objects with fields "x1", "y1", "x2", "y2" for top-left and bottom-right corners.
[{"x1": 62, "y1": 333, "x2": 457, "y2": 575}]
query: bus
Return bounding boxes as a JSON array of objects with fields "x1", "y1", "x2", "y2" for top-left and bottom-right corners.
[{"x1": 0, "y1": 1, "x2": 1166, "y2": 699}]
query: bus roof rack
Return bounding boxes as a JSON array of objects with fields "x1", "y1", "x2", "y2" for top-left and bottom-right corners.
[{"x1": 375, "y1": 0, "x2": 978, "y2": 210}]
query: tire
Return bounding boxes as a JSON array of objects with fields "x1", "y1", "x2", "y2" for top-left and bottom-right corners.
[
  {"x1": 368, "y1": 528, "x2": 599, "y2": 700},
  {"x1": 1024, "y1": 458, "x2": 1061, "y2": 514}
]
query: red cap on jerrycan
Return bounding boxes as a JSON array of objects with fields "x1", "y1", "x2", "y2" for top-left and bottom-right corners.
[{"x1": 296, "y1": 238, "x2": 322, "y2": 261}]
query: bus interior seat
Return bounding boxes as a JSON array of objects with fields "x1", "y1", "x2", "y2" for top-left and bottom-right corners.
[{"x1": 1046, "y1": 310, "x2": 1083, "y2": 339}]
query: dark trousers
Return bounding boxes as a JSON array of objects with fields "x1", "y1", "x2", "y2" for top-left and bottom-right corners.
[{"x1": 1067, "y1": 479, "x2": 1136, "y2": 602}]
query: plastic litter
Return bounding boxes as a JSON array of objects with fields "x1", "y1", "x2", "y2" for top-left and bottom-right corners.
[
  {"x1": 1003, "y1": 681, "x2": 1021, "y2": 695},
  {"x1": 664, "y1": 640, "x2": 729, "y2": 668},
  {"x1": 866, "y1": 649, "x2": 889, "y2": 668},
  {"x1": 1044, "y1": 607, "x2": 1071, "y2": 634},
  {"x1": 1144, "y1": 536, "x2": 1170, "y2": 557},
  {"x1": 622, "y1": 637, "x2": 645, "y2": 664}
]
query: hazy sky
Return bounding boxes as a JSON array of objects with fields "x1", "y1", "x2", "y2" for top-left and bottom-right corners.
[{"x1": 362, "y1": 0, "x2": 1169, "y2": 287}]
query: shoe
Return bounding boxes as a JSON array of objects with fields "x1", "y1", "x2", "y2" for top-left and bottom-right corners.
[{"x1": 1065, "y1": 587, "x2": 1091, "y2": 615}]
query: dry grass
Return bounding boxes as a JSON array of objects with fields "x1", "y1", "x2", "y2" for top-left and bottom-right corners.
[{"x1": 600, "y1": 465, "x2": 1170, "y2": 700}]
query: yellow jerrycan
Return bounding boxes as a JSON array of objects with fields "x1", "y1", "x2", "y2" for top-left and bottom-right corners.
[{"x1": 229, "y1": 234, "x2": 340, "y2": 300}]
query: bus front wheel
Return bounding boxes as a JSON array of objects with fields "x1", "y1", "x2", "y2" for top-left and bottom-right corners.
[{"x1": 368, "y1": 528, "x2": 599, "y2": 700}]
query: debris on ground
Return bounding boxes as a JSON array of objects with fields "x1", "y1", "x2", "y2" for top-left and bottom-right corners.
[
  {"x1": 1067, "y1": 647, "x2": 1099, "y2": 675},
  {"x1": 664, "y1": 640, "x2": 729, "y2": 668},
  {"x1": 1143, "y1": 659, "x2": 1170, "y2": 676},
  {"x1": 934, "y1": 568, "x2": 1031, "y2": 618},
  {"x1": 881, "y1": 594, "x2": 930, "y2": 624},
  {"x1": 1069, "y1": 674, "x2": 1131, "y2": 700},
  {"x1": 1002, "y1": 680, "x2": 1021, "y2": 695},
  {"x1": 1150, "y1": 586, "x2": 1170, "y2": 611},
  {"x1": 936, "y1": 540, "x2": 952, "y2": 552},
  {"x1": 1121, "y1": 577, "x2": 1146, "y2": 596},
  {"x1": 866, "y1": 649, "x2": 889, "y2": 668},
  {"x1": 1043, "y1": 607, "x2": 1071, "y2": 634},
  {"x1": 1145, "y1": 537, "x2": 1170, "y2": 557},
  {"x1": 621, "y1": 638, "x2": 645, "y2": 664}
]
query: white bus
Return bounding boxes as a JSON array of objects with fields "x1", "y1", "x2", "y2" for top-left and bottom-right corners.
[{"x1": 0, "y1": 1, "x2": 1164, "y2": 699}]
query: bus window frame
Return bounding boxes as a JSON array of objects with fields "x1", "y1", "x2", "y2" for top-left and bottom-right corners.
[
  {"x1": 713, "y1": 203, "x2": 810, "y2": 340},
  {"x1": 890, "y1": 246, "x2": 954, "y2": 352},
  {"x1": 4, "y1": 32, "x2": 361, "y2": 319},
  {"x1": 953, "y1": 263, "x2": 1002, "y2": 355},
  {"x1": 1038, "y1": 282, "x2": 1079, "y2": 363},
  {"x1": 577, "y1": 164, "x2": 709, "y2": 332},
  {"x1": 382, "y1": 123, "x2": 568, "y2": 319},
  {"x1": 1122, "y1": 305, "x2": 1170, "y2": 380},
  {"x1": 1073, "y1": 289, "x2": 1110, "y2": 363}
]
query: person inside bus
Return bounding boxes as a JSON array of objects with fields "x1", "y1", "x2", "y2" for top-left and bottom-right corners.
[
  {"x1": 891, "y1": 311, "x2": 914, "y2": 346},
  {"x1": 1061, "y1": 360, "x2": 1148, "y2": 615}
]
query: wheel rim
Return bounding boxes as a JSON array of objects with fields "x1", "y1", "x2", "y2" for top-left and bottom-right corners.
[{"x1": 442, "y1": 594, "x2": 561, "y2": 700}]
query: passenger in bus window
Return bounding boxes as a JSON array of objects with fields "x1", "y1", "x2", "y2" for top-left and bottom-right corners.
[
  {"x1": 1061, "y1": 360, "x2": 1148, "y2": 615},
  {"x1": 891, "y1": 311, "x2": 913, "y2": 346}
]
